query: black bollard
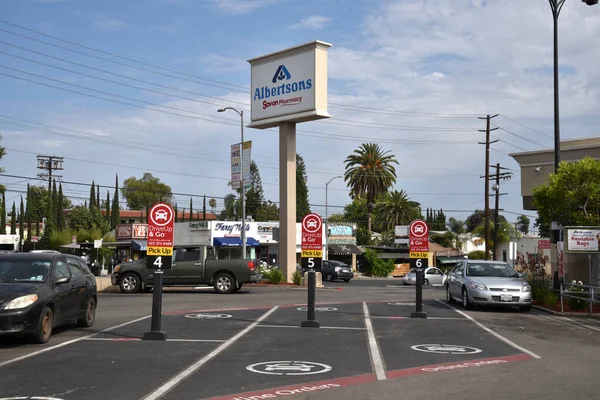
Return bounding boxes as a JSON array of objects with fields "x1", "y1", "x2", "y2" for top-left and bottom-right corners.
[
  {"x1": 301, "y1": 270, "x2": 320, "y2": 328},
  {"x1": 143, "y1": 271, "x2": 168, "y2": 340},
  {"x1": 411, "y1": 269, "x2": 428, "y2": 319}
]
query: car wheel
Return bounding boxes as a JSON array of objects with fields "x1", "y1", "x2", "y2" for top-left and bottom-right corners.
[
  {"x1": 446, "y1": 285, "x2": 455, "y2": 304},
  {"x1": 214, "y1": 272, "x2": 236, "y2": 294},
  {"x1": 78, "y1": 297, "x2": 96, "y2": 327},
  {"x1": 326, "y1": 274, "x2": 333, "y2": 282},
  {"x1": 119, "y1": 272, "x2": 141, "y2": 293},
  {"x1": 424, "y1": 279, "x2": 429, "y2": 286},
  {"x1": 519, "y1": 305, "x2": 532, "y2": 312},
  {"x1": 32, "y1": 306, "x2": 53, "y2": 344},
  {"x1": 462, "y1": 287, "x2": 472, "y2": 310}
]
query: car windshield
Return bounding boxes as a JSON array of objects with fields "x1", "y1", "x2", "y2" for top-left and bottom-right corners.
[
  {"x1": 0, "y1": 259, "x2": 51, "y2": 282},
  {"x1": 466, "y1": 263, "x2": 519, "y2": 278}
]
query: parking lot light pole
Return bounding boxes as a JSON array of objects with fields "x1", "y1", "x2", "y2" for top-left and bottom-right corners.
[
  {"x1": 325, "y1": 176, "x2": 342, "y2": 260},
  {"x1": 218, "y1": 107, "x2": 246, "y2": 260}
]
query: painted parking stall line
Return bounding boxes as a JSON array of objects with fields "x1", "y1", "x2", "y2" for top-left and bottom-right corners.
[
  {"x1": 158, "y1": 306, "x2": 375, "y2": 400},
  {"x1": 362, "y1": 302, "x2": 387, "y2": 381},
  {"x1": 435, "y1": 299, "x2": 541, "y2": 359},
  {"x1": 141, "y1": 306, "x2": 279, "y2": 400}
]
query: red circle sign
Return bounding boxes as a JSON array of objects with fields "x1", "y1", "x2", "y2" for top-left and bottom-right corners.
[
  {"x1": 302, "y1": 213, "x2": 322, "y2": 233},
  {"x1": 149, "y1": 203, "x2": 174, "y2": 227},
  {"x1": 410, "y1": 220, "x2": 428, "y2": 238}
]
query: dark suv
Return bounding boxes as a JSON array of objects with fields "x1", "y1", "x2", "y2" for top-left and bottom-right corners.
[{"x1": 299, "y1": 260, "x2": 353, "y2": 283}]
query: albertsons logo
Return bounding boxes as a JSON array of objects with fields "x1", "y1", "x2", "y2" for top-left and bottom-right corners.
[{"x1": 254, "y1": 64, "x2": 311, "y2": 110}]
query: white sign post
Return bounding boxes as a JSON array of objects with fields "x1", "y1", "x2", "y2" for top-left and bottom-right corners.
[{"x1": 247, "y1": 41, "x2": 332, "y2": 283}]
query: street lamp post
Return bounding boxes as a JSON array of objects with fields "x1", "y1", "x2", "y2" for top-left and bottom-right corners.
[
  {"x1": 218, "y1": 107, "x2": 246, "y2": 260},
  {"x1": 325, "y1": 176, "x2": 342, "y2": 260},
  {"x1": 549, "y1": 0, "x2": 597, "y2": 173}
]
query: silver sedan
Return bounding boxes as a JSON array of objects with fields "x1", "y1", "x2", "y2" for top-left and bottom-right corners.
[
  {"x1": 402, "y1": 267, "x2": 447, "y2": 286},
  {"x1": 445, "y1": 259, "x2": 532, "y2": 312}
]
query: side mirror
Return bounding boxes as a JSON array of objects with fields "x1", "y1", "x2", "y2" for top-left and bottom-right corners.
[
  {"x1": 55, "y1": 277, "x2": 70, "y2": 284},
  {"x1": 517, "y1": 272, "x2": 524, "y2": 278}
]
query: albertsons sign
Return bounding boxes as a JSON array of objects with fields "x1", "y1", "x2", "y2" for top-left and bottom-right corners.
[{"x1": 248, "y1": 40, "x2": 332, "y2": 129}]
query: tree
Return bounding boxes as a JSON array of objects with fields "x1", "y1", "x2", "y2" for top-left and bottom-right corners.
[
  {"x1": 96, "y1": 184, "x2": 100, "y2": 211},
  {"x1": 221, "y1": 193, "x2": 238, "y2": 220},
  {"x1": 256, "y1": 201, "x2": 279, "y2": 221},
  {"x1": 19, "y1": 197, "x2": 24, "y2": 243},
  {"x1": 344, "y1": 143, "x2": 398, "y2": 237},
  {"x1": 56, "y1": 183, "x2": 65, "y2": 231},
  {"x1": 174, "y1": 203, "x2": 178, "y2": 222},
  {"x1": 189, "y1": 197, "x2": 193, "y2": 221},
  {"x1": 0, "y1": 134, "x2": 5, "y2": 194},
  {"x1": 122, "y1": 172, "x2": 173, "y2": 210},
  {"x1": 1, "y1": 191, "x2": 6, "y2": 234},
  {"x1": 209, "y1": 198, "x2": 217, "y2": 213},
  {"x1": 25, "y1": 184, "x2": 32, "y2": 241},
  {"x1": 203, "y1": 195, "x2": 206, "y2": 220},
  {"x1": 111, "y1": 174, "x2": 120, "y2": 229},
  {"x1": 374, "y1": 189, "x2": 421, "y2": 230},
  {"x1": 10, "y1": 201, "x2": 16, "y2": 234},
  {"x1": 533, "y1": 157, "x2": 600, "y2": 227},
  {"x1": 68, "y1": 205, "x2": 95, "y2": 232},
  {"x1": 296, "y1": 154, "x2": 310, "y2": 220},
  {"x1": 245, "y1": 160, "x2": 265, "y2": 218},
  {"x1": 431, "y1": 231, "x2": 456, "y2": 249},
  {"x1": 105, "y1": 191, "x2": 110, "y2": 222},
  {"x1": 447, "y1": 217, "x2": 466, "y2": 235},
  {"x1": 516, "y1": 215, "x2": 530, "y2": 235},
  {"x1": 89, "y1": 180, "x2": 96, "y2": 209},
  {"x1": 465, "y1": 209, "x2": 507, "y2": 232},
  {"x1": 473, "y1": 219, "x2": 515, "y2": 255}
]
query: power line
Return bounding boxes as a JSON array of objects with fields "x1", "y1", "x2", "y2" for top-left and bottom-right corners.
[
  {"x1": 492, "y1": 124, "x2": 549, "y2": 148},
  {"x1": 499, "y1": 114, "x2": 553, "y2": 139}
]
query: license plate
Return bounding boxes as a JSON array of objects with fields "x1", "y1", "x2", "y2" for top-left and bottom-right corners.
[{"x1": 500, "y1": 294, "x2": 513, "y2": 302}]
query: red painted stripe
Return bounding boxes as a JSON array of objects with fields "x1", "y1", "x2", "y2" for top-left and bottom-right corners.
[
  {"x1": 386, "y1": 353, "x2": 534, "y2": 379},
  {"x1": 205, "y1": 373, "x2": 376, "y2": 400}
]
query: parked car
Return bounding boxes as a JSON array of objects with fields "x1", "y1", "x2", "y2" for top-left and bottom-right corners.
[
  {"x1": 445, "y1": 259, "x2": 532, "y2": 312},
  {"x1": 300, "y1": 260, "x2": 353, "y2": 282},
  {"x1": 0, "y1": 252, "x2": 97, "y2": 344},
  {"x1": 111, "y1": 244, "x2": 260, "y2": 294},
  {"x1": 402, "y1": 267, "x2": 447, "y2": 286}
]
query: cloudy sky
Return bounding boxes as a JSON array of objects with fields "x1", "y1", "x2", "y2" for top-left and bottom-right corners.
[{"x1": 1, "y1": 0, "x2": 599, "y2": 230}]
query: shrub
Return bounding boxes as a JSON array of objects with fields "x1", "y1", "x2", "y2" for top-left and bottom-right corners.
[
  {"x1": 265, "y1": 268, "x2": 285, "y2": 284},
  {"x1": 363, "y1": 248, "x2": 395, "y2": 277},
  {"x1": 292, "y1": 271, "x2": 303, "y2": 285},
  {"x1": 566, "y1": 281, "x2": 588, "y2": 310},
  {"x1": 467, "y1": 250, "x2": 486, "y2": 260},
  {"x1": 542, "y1": 291, "x2": 558, "y2": 307}
]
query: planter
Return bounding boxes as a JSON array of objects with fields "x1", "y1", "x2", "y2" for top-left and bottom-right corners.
[{"x1": 533, "y1": 299, "x2": 600, "y2": 314}]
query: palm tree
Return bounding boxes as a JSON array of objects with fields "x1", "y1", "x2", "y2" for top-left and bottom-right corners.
[
  {"x1": 344, "y1": 143, "x2": 398, "y2": 238},
  {"x1": 375, "y1": 189, "x2": 421, "y2": 230},
  {"x1": 209, "y1": 198, "x2": 217, "y2": 213}
]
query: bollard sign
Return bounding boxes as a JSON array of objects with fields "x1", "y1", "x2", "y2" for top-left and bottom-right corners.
[
  {"x1": 409, "y1": 219, "x2": 429, "y2": 269},
  {"x1": 146, "y1": 202, "x2": 174, "y2": 270},
  {"x1": 301, "y1": 213, "x2": 323, "y2": 270}
]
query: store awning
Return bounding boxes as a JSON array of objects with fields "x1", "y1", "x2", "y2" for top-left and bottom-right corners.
[
  {"x1": 132, "y1": 240, "x2": 147, "y2": 251},
  {"x1": 328, "y1": 244, "x2": 363, "y2": 255},
  {"x1": 213, "y1": 237, "x2": 261, "y2": 247}
]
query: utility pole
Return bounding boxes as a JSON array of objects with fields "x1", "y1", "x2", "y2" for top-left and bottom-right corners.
[
  {"x1": 490, "y1": 163, "x2": 512, "y2": 260},
  {"x1": 36, "y1": 155, "x2": 64, "y2": 192},
  {"x1": 478, "y1": 114, "x2": 499, "y2": 260}
]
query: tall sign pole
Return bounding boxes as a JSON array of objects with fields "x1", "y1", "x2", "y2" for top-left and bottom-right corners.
[
  {"x1": 247, "y1": 40, "x2": 332, "y2": 283},
  {"x1": 143, "y1": 202, "x2": 174, "y2": 341},
  {"x1": 409, "y1": 219, "x2": 429, "y2": 319},
  {"x1": 300, "y1": 212, "x2": 323, "y2": 328}
]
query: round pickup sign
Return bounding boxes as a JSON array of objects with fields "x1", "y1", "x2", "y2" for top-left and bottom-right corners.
[
  {"x1": 184, "y1": 313, "x2": 232, "y2": 319},
  {"x1": 149, "y1": 202, "x2": 174, "y2": 227},
  {"x1": 0, "y1": 397, "x2": 65, "y2": 400},
  {"x1": 410, "y1": 220, "x2": 428, "y2": 238},
  {"x1": 297, "y1": 306, "x2": 337, "y2": 312},
  {"x1": 302, "y1": 213, "x2": 322, "y2": 234}
]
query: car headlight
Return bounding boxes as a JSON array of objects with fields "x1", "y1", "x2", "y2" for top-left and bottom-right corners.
[
  {"x1": 469, "y1": 282, "x2": 487, "y2": 291},
  {"x1": 5, "y1": 294, "x2": 39, "y2": 310},
  {"x1": 522, "y1": 284, "x2": 531, "y2": 292},
  {"x1": 334, "y1": 267, "x2": 341, "y2": 272}
]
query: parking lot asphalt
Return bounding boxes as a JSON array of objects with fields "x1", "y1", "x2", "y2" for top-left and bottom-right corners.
[{"x1": 1, "y1": 283, "x2": 599, "y2": 400}]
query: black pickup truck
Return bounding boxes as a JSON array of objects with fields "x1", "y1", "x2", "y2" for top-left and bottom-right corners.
[{"x1": 111, "y1": 244, "x2": 260, "y2": 294}]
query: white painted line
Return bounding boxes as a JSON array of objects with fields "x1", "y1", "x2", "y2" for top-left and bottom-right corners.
[
  {"x1": 0, "y1": 315, "x2": 151, "y2": 369},
  {"x1": 435, "y1": 299, "x2": 541, "y2": 359},
  {"x1": 255, "y1": 324, "x2": 366, "y2": 330},
  {"x1": 362, "y1": 302, "x2": 387, "y2": 381},
  {"x1": 320, "y1": 326, "x2": 366, "y2": 331},
  {"x1": 555, "y1": 315, "x2": 600, "y2": 333},
  {"x1": 81, "y1": 338, "x2": 227, "y2": 343},
  {"x1": 256, "y1": 324, "x2": 300, "y2": 329},
  {"x1": 141, "y1": 306, "x2": 279, "y2": 400}
]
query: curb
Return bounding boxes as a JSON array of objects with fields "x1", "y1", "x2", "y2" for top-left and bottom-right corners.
[{"x1": 532, "y1": 304, "x2": 600, "y2": 318}]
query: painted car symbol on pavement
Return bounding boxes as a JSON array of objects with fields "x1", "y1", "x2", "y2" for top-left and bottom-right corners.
[{"x1": 246, "y1": 361, "x2": 332, "y2": 376}]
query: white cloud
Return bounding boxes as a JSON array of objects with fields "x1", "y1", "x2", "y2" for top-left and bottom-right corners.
[
  {"x1": 289, "y1": 16, "x2": 331, "y2": 30},
  {"x1": 213, "y1": 0, "x2": 278, "y2": 15},
  {"x1": 93, "y1": 15, "x2": 128, "y2": 30}
]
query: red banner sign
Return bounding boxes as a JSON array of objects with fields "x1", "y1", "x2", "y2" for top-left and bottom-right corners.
[
  {"x1": 409, "y1": 219, "x2": 429, "y2": 253},
  {"x1": 301, "y1": 213, "x2": 323, "y2": 251}
]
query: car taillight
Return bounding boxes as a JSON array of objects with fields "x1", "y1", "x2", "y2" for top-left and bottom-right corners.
[{"x1": 247, "y1": 261, "x2": 255, "y2": 271}]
